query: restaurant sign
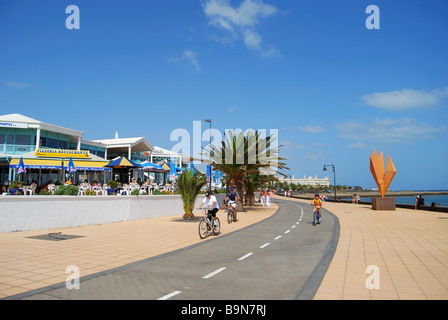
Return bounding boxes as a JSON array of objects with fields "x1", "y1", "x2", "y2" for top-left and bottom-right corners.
[{"x1": 35, "y1": 148, "x2": 90, "y2": 158}]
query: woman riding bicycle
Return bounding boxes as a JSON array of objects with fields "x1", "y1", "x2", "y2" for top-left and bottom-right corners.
[
  {"x1": 198, "y1": 191, "x2": 220, "y2": 226},
  {"x1": 310, "y1": 193, "x2": 323, "y2": 221}
]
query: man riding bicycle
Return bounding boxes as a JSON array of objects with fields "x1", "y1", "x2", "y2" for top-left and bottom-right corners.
[
  {"x1": 198, "y1": 191, "x2": 220, "y2": 227},
  {"x1": 225, "y1": 187, "x2": 238, "y2": 222},
  {"x1": 310, "y1": 193, "x2": 322, "y2": 221}
]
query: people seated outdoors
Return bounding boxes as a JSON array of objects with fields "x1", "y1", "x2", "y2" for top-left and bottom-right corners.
[
  {"x1": 352, "y1": 193, "x2": 360, "y2": 204},
  {"x1": 415, "y1": 195, "x2": 425, "y2": 210}
]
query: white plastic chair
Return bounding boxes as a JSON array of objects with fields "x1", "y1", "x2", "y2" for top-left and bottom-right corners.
[{"x1": 24, "y1": 185, "x2": 36, "y2": 196}]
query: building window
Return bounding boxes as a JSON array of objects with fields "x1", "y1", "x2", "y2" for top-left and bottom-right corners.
[
  {"x1": 15, "y1": 134, "x2": 32, "y2": 145},
  {"x1": 47, "y1": 138, "x2": 58, "y2": 148}
]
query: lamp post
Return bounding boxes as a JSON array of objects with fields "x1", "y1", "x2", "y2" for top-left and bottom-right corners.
[
  {"x1": 204, "y1": 119, "x2": 212, "y2": 191},
  {"x1": 323, "y1": 164, "x2": 336, "y2": 202}
]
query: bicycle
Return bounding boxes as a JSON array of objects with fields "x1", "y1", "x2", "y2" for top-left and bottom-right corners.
[
  {"x1": 226, "y1": 200, "x2": 237, "y2": 224},
  {"x1": 313, "y1": 207, "x2": 321, "y2": 226},
  {"x1": 198, "y1": 208, "x2": 221, "y2": 239}
]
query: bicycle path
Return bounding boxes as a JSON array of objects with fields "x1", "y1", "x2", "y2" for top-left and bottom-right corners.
[{"x1": 13, "y1": 199, "x2": 337, "y2": 300}]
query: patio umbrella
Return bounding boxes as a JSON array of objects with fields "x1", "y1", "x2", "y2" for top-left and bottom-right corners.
[
  {"x1": 105, "y1": 156, "x2": 142, "y2": 169},
  {"x1": 169, "y1": 158, "x2": 177, "y2": 181},
  {"x1": 140, "y1": 162, "x2": 166, "y2": 173},
  {"x1": 67, "y1": 157, "x2": 76, "y2": 173},
  {"x1": 17, "y1": 157, "x2": 26, "y2": 174}
]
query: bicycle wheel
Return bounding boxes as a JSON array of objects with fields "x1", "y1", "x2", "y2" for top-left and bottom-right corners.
[
  {"x1": 213, "y1": 218, "x2": 221, "y2": 235},
  {"x1": 227, "y1": 208, "x2": 233, "y2": 224},
  {"x1": 233, "y1": 210, "x2": 237, "y2": 222},
  {"x1": 198, "y1": 219, "x2": 208, "y2": 239},
  {"x1": 313, "y1": 210, "x2": 318, "y2": 226}
]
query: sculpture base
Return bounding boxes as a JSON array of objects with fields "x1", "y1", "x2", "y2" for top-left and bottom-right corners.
[{"x1": 372, "y1": 197, "x2": 396, "y2": 211}]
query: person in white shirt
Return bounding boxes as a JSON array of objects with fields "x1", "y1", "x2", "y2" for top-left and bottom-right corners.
[{"x1": 198, "y1": 191, "x2": 220, "y2": 224}]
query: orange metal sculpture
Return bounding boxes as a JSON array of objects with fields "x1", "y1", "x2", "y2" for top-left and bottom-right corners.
[{"x1": 370, "y1": 150, "x2": 397, "y2": 198}]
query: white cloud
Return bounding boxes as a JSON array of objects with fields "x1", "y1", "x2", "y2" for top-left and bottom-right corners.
[
  {"x1": 4, "y1": 81, "x2": 32, "y2": 88},
  {"x1": 182, "y1": 50, "x2": 201, "y2": 72},
  {"x1": 334, "y1": 117, "x2": 446, "y2": 145},
  {"x1": 202, "y1": 0, "x2": 281, "y2": 58},
  {"x1": 361, "y1": 87, "x2": 448, "y2": 111},
  {"x1": 299, "y1": 125, "x2": 324, "y2": 133}
]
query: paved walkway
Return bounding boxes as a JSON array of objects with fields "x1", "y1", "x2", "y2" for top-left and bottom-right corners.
[
  {"x1": 281, "y1": 196, "x2": 448, "y2": 300},
  {"x1": 0, "y1": 204, "x2": 278, "y2": 299}
]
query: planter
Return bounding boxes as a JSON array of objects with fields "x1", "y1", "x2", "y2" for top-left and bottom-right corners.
[{"x1": 8, "y1": 188, "x2": 21, "y2": 195}]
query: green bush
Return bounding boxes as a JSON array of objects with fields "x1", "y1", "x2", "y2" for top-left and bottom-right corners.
[
  {"x1": 107, "y1": 180, "x2": 119, "y2": 188},
  {"x1": 152, "y1": 189, "x2": 163, "y2": 195},
  {"x1": 55, "y1": 185, "x2": 78, "y2": 195},
  {"x1": 131, "y1": 188, "x2": 140, "y2": 196}
]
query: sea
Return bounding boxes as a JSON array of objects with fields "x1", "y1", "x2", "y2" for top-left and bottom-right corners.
[{"x1": 346, "y1": 194, "x2": 448, "y2": 207}]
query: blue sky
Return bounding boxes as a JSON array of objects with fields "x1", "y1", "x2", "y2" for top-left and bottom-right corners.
[{"x1": 1, "y1": 0, "x2": 447, "y2": 190}]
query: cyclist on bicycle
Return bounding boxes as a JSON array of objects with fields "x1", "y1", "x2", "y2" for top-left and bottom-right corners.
[
  {"x1": 225, "y1": 187, "x2": 238, "y2": 221},
  {"x1": 198, "y1": 191, "x2": 220, "y2": 226},
  {"x1": 310, "y1": 193, "x2": 322, "y2": 221}
]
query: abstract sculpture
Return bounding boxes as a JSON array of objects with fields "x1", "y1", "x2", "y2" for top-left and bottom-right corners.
[{"x1": 370, "y1": 150, "x2": 397, "y2": 210}]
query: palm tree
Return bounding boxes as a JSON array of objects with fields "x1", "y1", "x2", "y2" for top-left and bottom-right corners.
[
  {"x1": 203, "y1": 130, "x2": 288, "y2": 211},
  {"x1": 243, "y1": 172, "x2": 277, "y2": 206},
  {"x1": 177, "y1": 169, "x2": 207, "y2": 220}
]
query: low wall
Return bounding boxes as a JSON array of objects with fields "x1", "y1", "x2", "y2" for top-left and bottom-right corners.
[
  {"x1": 288, "y1": 195, "x2": 448, "y2": 213},
  {"x1": 0, "y1": 194, "x2": 226, "y2": 234}
]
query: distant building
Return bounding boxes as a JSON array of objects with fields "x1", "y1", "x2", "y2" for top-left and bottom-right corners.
[
  {"x1": 150, "y1": 146, "x2": 188, "y2": 169},
  {"x1": 278, "y1": 175, "x2": 330, "y2": 187}
]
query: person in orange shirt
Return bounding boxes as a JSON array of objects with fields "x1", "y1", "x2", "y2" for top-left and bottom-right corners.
[{"x1": 310, "y1": 193, "x2": 323, "y2": 222}]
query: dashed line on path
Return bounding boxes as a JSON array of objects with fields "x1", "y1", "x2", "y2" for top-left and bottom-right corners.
[
  {"x1": 284, "y1": 230, "x2": 291, "y2": 234},
  {"x1": 157, "y1": 290, "x2": 182, "y2": 300},
  {"x1": 274, "y1": 235, "x2": 282, "y2": 240},
  {"x1": 238, "y1": 252, "x2": 253, "y2": 261},
  {"x1": 260, "y1": 242, "x2": 270, "y2": 249},
  {"x1": 202, "y1": 267, "x2": 227, "y2": 279}
]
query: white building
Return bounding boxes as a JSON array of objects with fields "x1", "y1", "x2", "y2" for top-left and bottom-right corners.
[
  {"x1": 150, "y1": 146, "x2": 188, "y2": 169},
  {"x1": 278, "y1": 175, "x2": 330, "y2": 187}
]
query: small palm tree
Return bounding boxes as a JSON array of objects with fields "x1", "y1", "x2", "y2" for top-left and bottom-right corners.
[{"x1": 177, "y1": 169, "x2": 207, "y2": 220}]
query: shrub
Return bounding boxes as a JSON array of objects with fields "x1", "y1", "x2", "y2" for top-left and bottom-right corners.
[
  {"x1": 55, "y1": 185, "x2": 78, "y2": 195},
  {"x1": 107, "y1": 180, "x2": 119, "y2": 189},
  {"x1": 131, "y1": 188, "x2": 140, "y2": 196},
  {"x1": 177, "y1": 169, "x2": 207, "y2": 220}
]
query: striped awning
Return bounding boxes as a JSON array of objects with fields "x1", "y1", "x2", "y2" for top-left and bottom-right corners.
[{"x1": 9, "y1": 158, "x2": 110, "y2": 171}]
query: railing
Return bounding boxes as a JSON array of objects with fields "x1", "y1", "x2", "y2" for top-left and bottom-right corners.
[{"x1": 1, "y1": 144, "x2": 36, "y2": 155}]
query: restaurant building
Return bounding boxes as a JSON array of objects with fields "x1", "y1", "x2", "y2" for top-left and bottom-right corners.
[{"x1": 0, "y1": 113, "x2": 153, "y2": 188}]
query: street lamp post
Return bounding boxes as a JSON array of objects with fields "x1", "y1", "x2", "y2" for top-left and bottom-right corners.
[
  {"x1": 204, "y1": 119, "x2": 212, "y2": 191},
  {"x1": 323, "y1": 164, "x2": 336, "y2": 202}
]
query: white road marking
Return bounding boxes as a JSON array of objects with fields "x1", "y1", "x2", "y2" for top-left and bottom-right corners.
[
  {"x1": 158, "y1": 290, "x2": 182, "y2": 300},
  {"x1": 274, "y1": 235, "x2": 282, "y2": 240},
  {"x1": 202, "y1": 267, "x2": 227, "y2": 279},
  {"x1": 260, "y1": 242, "x2": 270, "y2": 249},
  {"x1": 291, "y1": 225, "x2": 296, "y2": 229},
  {"x1": 238, "y1": 252, "x2": 253, "y2": 261},
  {"x1": 284, "y1": 230, "x2": 291, "y2": 234}
]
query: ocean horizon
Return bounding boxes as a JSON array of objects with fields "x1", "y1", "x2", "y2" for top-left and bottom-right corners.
[{"x1": 344, "y1": 194, "x2": 448, "y2": 207}]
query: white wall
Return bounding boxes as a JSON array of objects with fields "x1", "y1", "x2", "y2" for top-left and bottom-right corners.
[{"x1": 0, "y1": 194, "x2": 227, "y2": 233}]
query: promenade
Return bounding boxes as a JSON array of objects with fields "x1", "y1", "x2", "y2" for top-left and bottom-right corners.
[
  {"x1": 282, "y1": 196, "x2": 448, "y2": 300},
  {"x1": 1, "y1": 196, "x2": 447, "y2": 300}
]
